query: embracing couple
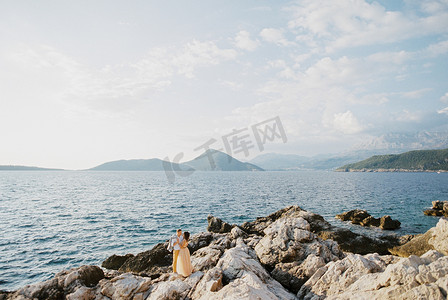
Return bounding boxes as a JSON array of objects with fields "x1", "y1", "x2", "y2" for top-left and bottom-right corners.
[{"x1": 168, "y1": 228, "x2": 193, "y2": 277}]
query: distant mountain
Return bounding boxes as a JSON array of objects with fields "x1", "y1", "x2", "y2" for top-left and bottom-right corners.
[
  {"x1": 88, "y1": 150, "x2": 263, "y2": 171},
  {"x1": 88, "y1": 158, "x2": 191, "y2": 171},
  {"x1": 249, "y1": 152, "x2": 376, "y2": 171},
  {"x1": 352, "y1": 131, "x2": 448, "y2": 152},
  {"x1": 0, "y1": 165, "x2": 63, "y2": 171},
  {"x1": 183, "y1": 149, "x2": 263, "y2": 171},
  {"x1": 336, "y1": 148, "x2": 448, "y2": 172},
  {"x1": 249, "y1": 153, "x2": 309, "y2": 170}
]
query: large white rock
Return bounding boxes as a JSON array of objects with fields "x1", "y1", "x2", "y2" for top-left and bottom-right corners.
[
  {"x1": 299, "y1": 250, "x2": 448, "y2": 300},
  {"x1": 99, "y1": 273, "x2": 152, "y2": 300},
  {"x1": 191, "y1": 239, "x2": 298, "y2": 300},
  {"x1": 429, "y1": 217, "x2": 448, "y2": 255}
]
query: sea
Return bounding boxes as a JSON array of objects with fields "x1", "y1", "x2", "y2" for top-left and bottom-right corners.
[{"x1": 0, "y1": 170, "x2": 447, "y2": 291}]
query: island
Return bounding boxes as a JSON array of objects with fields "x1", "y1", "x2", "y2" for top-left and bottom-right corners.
[{"x1": 336, "y1": 148, "x2": 448, "y2": 172}]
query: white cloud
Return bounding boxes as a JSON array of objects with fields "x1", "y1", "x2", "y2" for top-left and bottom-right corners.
[
  {"x1": 441, "y1": 92, "x2": 448, "y2": 102},
  {"x1": 426, "y1": 40, "x2": 448, "y2": 56},
  {"x1": 260, "y1": 28, "x2": 293, "y2": 46},
  {"x1": 287, "y1": 0, "x2": 448, "y2": 52},
  {"x1": 332, "y1": 110, "x2": 364, "y2": 134},
  {"x1": 234, "y1": 30, "x2": 259, "y2": 51},
  {"x1": 438, "y1": 107, "x2": 448, "y2": 115},
  {"x1": 400, "y1": 88, "x2": 432, "y2": 99},
  {"x1": 396, "y1": 109, "x2": 422, "y2": 122},
  {"x1": 4, "y1": 40, "x2": 238, "y2": 113}
]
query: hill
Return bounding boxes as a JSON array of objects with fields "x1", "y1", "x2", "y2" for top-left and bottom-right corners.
[
  {"x1": 336, "y1": 148, "x2": 448, "y2": 172},
  {"x1": 88, "y1": 150, "x2": 263, "y2": 171},
  {"x1": 88, "y1": 158, "x2": 191, "y2": 171},
  {"x1": 0, "y1": 165, "x2": 63, "y2": 171},
  {"x1": 183, "y1": 149, "x2": 263, "y2": 171}
]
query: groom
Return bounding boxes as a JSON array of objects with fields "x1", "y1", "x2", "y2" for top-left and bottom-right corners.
[{"x1": 171, "y1": 228, "x2": 183, "y2": 273}]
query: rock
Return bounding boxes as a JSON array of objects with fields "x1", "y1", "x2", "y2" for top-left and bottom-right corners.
[
  {"x1": 99, "y1": 273, "x2": 152, "y2": 299},
  {"x1": 424, "y1": 200, "x2": 448, "y2": 217},
  {"x1": 191, "y1": 239, "x2": 297, "y2": 299},
  {"x1": 360, "y1": 215, "x2": 380, "y2": 227},
  {"x1": 424, "y1": 209, "x2": 444, "y2": 216},
  {"x1": 433, "y1": 200, "x2": 444, "y2": 210},
  {"x1": 298, "y1": 252, "x2": 393, "y2": 299},
  {"x1": 207, "y1": 215, "x2": 232, "y2": 233},
  {"x1": 390, "y1": 229, "x2": 435, "y2": 257},
  {"x1": 101, "y1": 254, "x2": 134, "y2": 270},
  {"x1": 336, "y1": 210, "x2": 400, "y2": 230},
  {"x1": 391, "y1": 218, "x2": 448, "y2": 257},
  {"x1": 429, "y1": 217, "x2": 448, "y2": 255},
  {"x1": 10, "y1": 265, "x2": 104, "y2": 300},
  {"x1": 254, "y1": 217, "x2": 344, "y2": 293},
  {"x1": 230, "y1": 226, "x2": 248, "y2": 239},
  {"x1": 241, "y1": 205, "x2": 331, "y2": 236},
  {"x1": 299, "y1": 250, "x2": 448, "y2": 300},
  {"x1": 146, "y1": 272, "x2": 203, "y2": 300},
  {"x1": 379, "y1": 215, "x2": 401, "y2": 230},
  {"x1": 117, "y1": 242, "x2": 172, "y2": 277},
  {"x1": 336, "y1": 209, "x2": 371, "y2": 225},
  {"x1": 318, "y1": 228, "x2": 400, "y2": 255},
  {"x1": 188, "y1": 232, "x2": 216, "y2": 253},
  {"x1": 188, "y1": 267, "x2": 223, "y2": 299}
]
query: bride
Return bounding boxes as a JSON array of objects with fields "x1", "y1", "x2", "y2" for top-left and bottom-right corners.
[{"x1": 176, "y1": 231, "x2": 194, "y2": 277}]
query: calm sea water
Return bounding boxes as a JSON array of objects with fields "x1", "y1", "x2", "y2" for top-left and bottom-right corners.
[{"x1": 1, "y1": 171, "x2": 447, "y2": 291}]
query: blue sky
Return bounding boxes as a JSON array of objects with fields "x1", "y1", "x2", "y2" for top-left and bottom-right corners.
[{"x1": 0, "y1": 0, "x2": 447, "y2": 169}]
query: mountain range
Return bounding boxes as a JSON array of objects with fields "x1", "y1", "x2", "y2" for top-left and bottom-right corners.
[
  {"x1": 336, "y1": 148, "x2": 448, "y2": 172},
  {"x1": 88, "y1": 149, "x2": 263, "y2": 171}
]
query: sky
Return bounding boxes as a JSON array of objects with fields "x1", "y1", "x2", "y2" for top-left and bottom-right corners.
[{"x1": 0, "y1": 0, "x2": 447, "y2": 169}]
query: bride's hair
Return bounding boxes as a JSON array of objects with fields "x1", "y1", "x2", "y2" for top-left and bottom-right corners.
[{"x1": 184, "y1": 231, "x2": 190, "y2": 241}]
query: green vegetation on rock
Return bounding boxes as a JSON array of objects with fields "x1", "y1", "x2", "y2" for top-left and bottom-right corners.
[{"x1": 336, "y1": 148, "x2": 448, "y2": 172}]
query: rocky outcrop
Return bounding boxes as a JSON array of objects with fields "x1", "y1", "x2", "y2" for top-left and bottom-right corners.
[
  {"x1": 299, "y1": 250, "x2": 448, "y2": 300},
  {"x1": 254, "y1": 217, "x2": 344, "y2": 293},
  {"x1": 5, "y1": 265, "x2": 104, "y2": 300},
  {"x1": 336, "y1": 209, "x2": 401, "y2": 230},
  {"x1": 207, "y1": 215, "x2": 233, "y2": 233},
  {"x1": 424, "y1": 200, "x2": 448, "y2": 217},
  {"x1": 391, "y1": 217, "x2": 448, "y2": 257},
  {"x1": 3, "y1": 206, "x2": 448, "y2": 300}
]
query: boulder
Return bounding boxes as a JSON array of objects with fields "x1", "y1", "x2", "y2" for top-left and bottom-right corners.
[
  {"x1": 424, "y1": 209, "x2": 444, "y2": 216},
  {"x1": 146, "y1": 272, "x2": 203, "y2": 300},
  {"x1": 298, "y1": 250, "x2": 448, "y2": 300},
  {"x1": 241, "y1": 205, "x2": 331, "y2": 236},
  {"x1": 10, "y1": 265, "x2": 104, "y2": 300},
  {"x1": 391, "y1": 218, "x2": 448, "y2": 257},
  {"x1": 254, "y1": 217, "x2": 344, "y2": 293},
  {"x1": 428, "y1": 217, "x2": 448, "y2": 255},
  {"x1": 379, "y1": 215, "x2": 401, "y2": 230},
  {"x1": 99, "y1": 272, "x2": 152, "y2": 299},
  {"x1": 101, "y1": 254, "x2": 134, "y2": 270},
  {"x1": 433, "y1": 200, "x2": 444, "y2": 210},
  {"x1": 360, "y1": 216, "x2": 380, "y2": 227},
  {"x1": 336, "y1": 209, "x2": 371, "y2": 225},
  {"x1": 424, "y1": 200, "x2": 448, "y2": 217},
  {"x1": 207, "y1": 215, "x2": 232, "y2": 233},
  {"x1": 336, "y1": 210, "x2": 400, "y2": 230},
  {"x1": 191, "y1": 239, "x2": 297, "y2": 300},
  {"x1": 118, "y1": 242, "x2": 171, "y2": 277},
  {"x1": 317, "y1": 228, "x2": 400, "y2": 255}
]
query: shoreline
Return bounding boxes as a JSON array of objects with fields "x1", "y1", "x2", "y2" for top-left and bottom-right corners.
[
  {"x1": 336, "y1": 168, "x2": 448, "y2": 172},
  {"x1": 2, "y1": 206, "x2": 447, "y2": 299}
]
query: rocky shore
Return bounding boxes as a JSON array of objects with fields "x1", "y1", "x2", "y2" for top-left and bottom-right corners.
[{"x1": 2, "y1": 206, "x2": 448, "y2": 300}]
